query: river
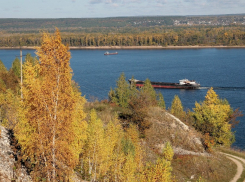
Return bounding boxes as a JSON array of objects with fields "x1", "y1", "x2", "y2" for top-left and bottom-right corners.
[{"x1": 0, "y1": 48, "x2": 244, "y2": 149}]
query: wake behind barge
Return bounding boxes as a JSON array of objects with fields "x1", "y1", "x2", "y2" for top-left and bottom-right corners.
[{"x1": 128, "y1": 79, "x2": 200, "y2": 89}]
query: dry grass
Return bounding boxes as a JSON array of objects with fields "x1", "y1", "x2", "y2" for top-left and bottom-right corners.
[
  {"x1": 217, "y1": 147, "x2": 245, "y2": 182},
  {"x1": 218, "y1": 147, "x2": 245, "y2": 159},
  {"x1": 172, "y1": 152, "x2": 236, "y2": 182},
  {"x1": 145, "y1": 107, "x2": 205, "y2": 154}
]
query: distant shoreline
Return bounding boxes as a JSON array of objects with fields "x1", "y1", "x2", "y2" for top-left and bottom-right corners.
[{"x1": 1, "y1": 45, "x2": 245, "y2": 50}]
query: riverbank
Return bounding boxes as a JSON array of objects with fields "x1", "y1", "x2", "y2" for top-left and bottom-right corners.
[{"x1": 1, "y1": 45, "x2": 245, "y2": 50}]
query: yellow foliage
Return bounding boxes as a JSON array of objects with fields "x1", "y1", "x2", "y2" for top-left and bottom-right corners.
[
  {"x1": 193, "y1": 87, "x2": 234, "y2": 147},
  {"x1": 15, "y1": 29, "x2": 87, "y2": 181},
  {"x1": 81, "y1": 111, "x2": 147, "y2": 182},
  {"x1": 163, "y1": 142, "x2": 174, "y2": 161},
  {"x1": 196, "y1": 176, "x2": 206, "y2": 182},
  {"x1": 140, "y1": 158, "x2": 172, "y2": 182},
  {"x1": 204, "y1": 87, "x2": 219, "y2": 106},
  {"x1": 122, "y1": 153, "x2": 137, "y2": 182},
  {"x1": 0, "y1": 89, "x2": 19, "y2": 129},
  {"x1": 170, "y1": 95, "x2": 185, "y2": 120}
]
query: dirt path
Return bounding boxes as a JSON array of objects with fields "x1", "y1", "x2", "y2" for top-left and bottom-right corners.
[{"x1": 222, "y1": 152, "x2": 245, "y2": 182}]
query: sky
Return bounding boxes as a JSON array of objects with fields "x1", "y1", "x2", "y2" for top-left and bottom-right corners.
[{"x1": 0, "y1": 0, "x2": 244, "y2": 18}]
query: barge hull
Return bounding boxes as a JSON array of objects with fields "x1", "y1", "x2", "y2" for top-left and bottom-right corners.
[{"x1": 130, "y1": 80, "x2": 200, "y2": 89}]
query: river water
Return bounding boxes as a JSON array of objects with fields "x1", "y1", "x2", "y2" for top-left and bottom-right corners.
[{"x1": 0, "y1": 48, "x2": 244, "y2": 149}]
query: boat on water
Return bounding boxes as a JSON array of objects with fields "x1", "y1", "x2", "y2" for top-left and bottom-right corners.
[
  {"x1": 104, "y1": 51, "x2": 118, "y2": 55},
  {"x1": 128, "y1": 78, "x2": 200, "y2": 89}
]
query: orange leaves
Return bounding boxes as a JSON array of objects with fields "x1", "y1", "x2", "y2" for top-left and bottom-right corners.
[
  {"x1": 203, "y1": 133, "x2": 215, "y2": 153},
  {"x1": 15, "y1": 29, "x2": 87, "y2": 181}
]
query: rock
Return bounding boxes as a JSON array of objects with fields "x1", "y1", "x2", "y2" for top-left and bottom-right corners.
[
  {"x1": 165, "y1": 112, "x2": 189, "y2": 131},
  {"x1": 0, "y1": 125, "x2": 32, "y2": 182},
  {"x1": 173, "y1": 147, "x2": 209, "y2": 156}
]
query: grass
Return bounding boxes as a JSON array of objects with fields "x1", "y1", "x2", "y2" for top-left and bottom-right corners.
[
  {"x1": 218, "y1": 147, "x2": 245, "y2": 159},
  {"x1": 217, "y1": 147, "x2": 245, "y2": 182},
  {"x1": 172, "y1": 152, "x2": 236, "y2": 182}
]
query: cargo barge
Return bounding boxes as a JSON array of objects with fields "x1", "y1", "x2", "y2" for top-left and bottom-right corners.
[
  {"x1": 104, "y1": 51, "x2": 118, "y2": 55},
  {"x1": 128, "y1": 79, "x2": 200, "y2": 89}
]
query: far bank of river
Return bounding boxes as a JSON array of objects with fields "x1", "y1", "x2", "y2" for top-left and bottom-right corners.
[{"x1": 1, "y1": 45, "x2": 245, "y2": 50}]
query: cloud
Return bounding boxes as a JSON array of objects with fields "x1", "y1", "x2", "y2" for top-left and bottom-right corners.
[
  {"x1": 156, "y1": 0, "x2": 168, "y2": 4},
  {"x1": 89, "y1": 0, "x2": 144, "y2": 5},
  {"x1": 87, "y1": 0, "x2": 245, "y2": 16},
  {"x1": 89, "y1": 0, "x2": 103, "y2": 4},
  {"x1": 105, "y1": 0, "x2": 119, "y2": 4},
  {"x1": 206, "y1": 0, "x2": 244, "y2": 6},
  {"x1": 122, "y1": 0, "x2": 141, "y2": 2}
]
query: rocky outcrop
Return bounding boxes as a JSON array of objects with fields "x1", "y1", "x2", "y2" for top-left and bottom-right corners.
[
  {"x1": 0, "y1": 125, "x2": 86, "y2": 182},
  {"x1": 146, "y1": 107, "x2": 207, "y2": 156},
  {"x1": 0, "y1": 125, "x2": 31, "y2": 182}
]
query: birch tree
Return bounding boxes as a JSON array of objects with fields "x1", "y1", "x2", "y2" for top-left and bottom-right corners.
[{"x1": 15, "y1": 29, "x2": 87, "y2": 181}]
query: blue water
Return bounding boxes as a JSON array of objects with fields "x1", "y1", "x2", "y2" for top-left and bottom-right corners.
[{"x1": 0, "y1": 48, "x2": 245, "y2": 149}]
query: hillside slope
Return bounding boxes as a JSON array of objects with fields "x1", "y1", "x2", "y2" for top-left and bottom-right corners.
[{"x1": 0, "y1": 106, "x2": 238, "y2": 181}]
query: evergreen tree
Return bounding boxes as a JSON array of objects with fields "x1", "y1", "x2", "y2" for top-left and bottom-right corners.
[
  {"x1": 25, "y1": 53, "x2": 37, "y2": 66},
  {"x1": 129, "y1": 75, "x2": 138, "y2": 99},
  {"x1": 11, "y1": 57, "x2": 21, "y2": 78},
  {"x1": 141, "y1": 78, "x2": 157, "y2": 105},
  {"x1": 157, "y1": 92, "x2": 166, "y2": 109},
  {"x1": 109, "y1": 73, "x2": 131, "y2": 108},
  {"x1": 0, "y1": 60, "x2": 7, "y2": 93}
]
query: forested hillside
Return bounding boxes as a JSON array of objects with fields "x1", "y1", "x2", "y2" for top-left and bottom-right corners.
[{"x1": 0, "y1": 14, "x2": 245, "y2": 47}]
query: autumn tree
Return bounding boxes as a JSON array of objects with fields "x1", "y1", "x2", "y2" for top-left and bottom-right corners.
[
  {"x1": 0, "y1": 60, "x2": 20, "y2": 130},
  {"x1": 15, "y1": 29, "x2": 87, "y2": 181},
  {"x1": 81, "y1": 110, "x2": 143, "y2": 181},
  {"x1": 81, "y1": 109, "x2": 105, "y2": 181},
  {"x1": 162, "y1": 142, "x2": 174, "y2": 161},
  {"x1": 140, "y1": 158, "x2": 173, "y2": 182},
  {"x1": 0, "y1": 89, "x2": 19, "y2": 129},
  {"x1": 193, "y1": 87, "x2": 235, "y2": 146},
  {"x1": 127, "y1": 91, "x2": 153, "y2": 133},
  {"x1": 0, "y1": 60, "x2": 7, "y2": 73},
  {"x1": 170, "y1": 95, "x2": 186, "y2": 120}
]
